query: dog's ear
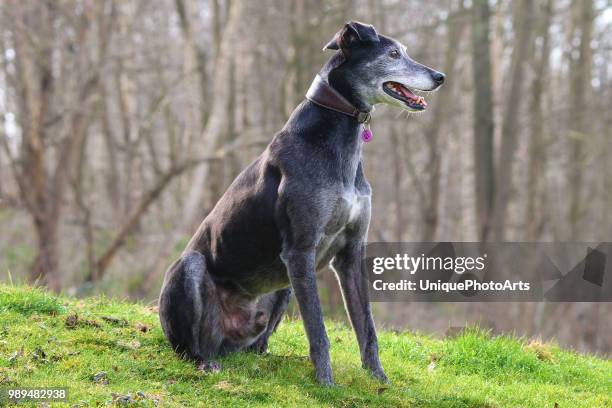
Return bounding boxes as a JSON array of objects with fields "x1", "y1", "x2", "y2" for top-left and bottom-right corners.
[
  {"x1": 323, "y1": 21, "x2": 379, "y2": 52},
  {"x1": 322, "y1": 36, "x2": 340, "y2": 51}
]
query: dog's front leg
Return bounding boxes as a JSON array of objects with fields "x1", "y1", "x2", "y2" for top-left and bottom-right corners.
[
  {"x1": 332, "y1": 242, "x2": 388, "y2": 383},
  {"x1": 282, "y1": 247, "x2": 333, "y2": 385}
]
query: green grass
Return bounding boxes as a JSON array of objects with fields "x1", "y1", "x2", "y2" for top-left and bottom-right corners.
[{"x1": 0, "y1": 285, "x2": 610, "y2": 407}]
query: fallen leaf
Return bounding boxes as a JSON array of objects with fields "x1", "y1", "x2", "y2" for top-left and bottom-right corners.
[
  {"x1": 102, "y1": 316, "x2": 128, "y2": 326},
  {"x1": 32, "y1": 347, "x2": 47, "y2": 362},
  {"x1": 135, "y1": 323, "x2": 149, "y2": 333},
  {"x1": 64, "y1": 313, "x2": 101, "y2": 330},
  {"x1": 65, "y1": 314, "x2": 79, "y2": 329},
  {"x1": 214, "y1": 380, "x2": 233, "y2": 390},
  {"x1": 82, "y1": 319, "x2": 101, "y2": 328},
  {"x1": 117, "y1": 340, "x2": 141, "y2": 350},
  {"x1": 8, "y1": 348, "x2": 23, "y2": 363},
  {"x1": 92, "y1": 371, "x2": 108, "y2": 384},
  {"x1": 110, "y1": 393, "x2": 133, "y2": 404}
]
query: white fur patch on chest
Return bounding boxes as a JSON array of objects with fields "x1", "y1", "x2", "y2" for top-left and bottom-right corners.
[
  {"x1": 345, "y1": 192, "x2": 365, "y2": 224},
  {"x1": 315, "y1": 192, "x2": 368, "y2": 268}
]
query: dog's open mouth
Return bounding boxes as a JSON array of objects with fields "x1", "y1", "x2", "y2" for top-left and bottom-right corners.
[{"x1": 383, "y1": 82, "x2": 427, "y2": 111}]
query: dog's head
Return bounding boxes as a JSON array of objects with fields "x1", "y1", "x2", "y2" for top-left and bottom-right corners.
[{"x1": 322, "y1": 21, "x2": 445, "y2": 112}]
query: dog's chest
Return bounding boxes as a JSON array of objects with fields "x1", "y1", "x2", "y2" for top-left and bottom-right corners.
[{"x1": 316, "y1": 190, "x2": 369, "y2": 267}]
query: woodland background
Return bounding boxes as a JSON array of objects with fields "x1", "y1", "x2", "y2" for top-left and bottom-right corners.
[{"x1": 0, "y1": 0, "x2": 611, "y2": 355}]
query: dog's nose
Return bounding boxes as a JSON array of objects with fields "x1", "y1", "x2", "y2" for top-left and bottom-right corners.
[{"x1": 432, "y1": 71, "x2": 445, "y2": 85}]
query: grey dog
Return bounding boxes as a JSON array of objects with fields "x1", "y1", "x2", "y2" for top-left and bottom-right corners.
[{"x1": 159, "y1": 21, "x2": 445, "y2": 385}]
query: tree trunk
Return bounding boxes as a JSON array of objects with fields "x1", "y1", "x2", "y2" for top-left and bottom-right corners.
[
  {"x1": 30, "y1": 215, "x2": 60, "y2": 290},
  {"x1": 10, "y1": 2, "x2": 59, "y2": 289},
  {"x1": 525, "y1": 0, "x2": 553, "y2": 241},
  {"x1": 471, "y1": 0, "x2": 495, "y2": 242},
  {"x1": 422, "y1": 1, "x2": 467, "y2": 242},
  {"x1": 491, "y1": 0, "x2": 534, "y2": 241},
  {"x1": 175, "y1": 0, "x2": 208, "y2": 124},
  {"x1": 4, "y1": 2, "x2": 103, "y2": 290},
  {"x1": 568, "y1": 0, "x2": 594, "y2": 238}
]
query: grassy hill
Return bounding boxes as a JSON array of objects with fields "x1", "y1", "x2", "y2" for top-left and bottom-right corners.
[{"x1": 0, "y1": 285, "x2": 610, "y2": 407}]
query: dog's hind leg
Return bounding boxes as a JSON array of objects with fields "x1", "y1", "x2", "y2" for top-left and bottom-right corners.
[
  {"x1": 247, "y1": 287, "x2": 292, "y2": 353},
  {"x1": 159, "y1": 251, "x2": 223, "y2": 370}
]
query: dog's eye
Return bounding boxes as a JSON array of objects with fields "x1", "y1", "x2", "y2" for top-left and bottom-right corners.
[{"x1": 389, "y1": 49, "x2": 400, "y2": 59}]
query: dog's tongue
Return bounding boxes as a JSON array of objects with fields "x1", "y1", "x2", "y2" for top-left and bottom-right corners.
[{"x1": 399, "y1": 85, "x2": 427, "y2": 107}]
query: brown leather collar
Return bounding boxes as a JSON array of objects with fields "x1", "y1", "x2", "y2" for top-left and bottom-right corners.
[{"x1": 306, "y1": 75, "x2": 371, "y2": 124}]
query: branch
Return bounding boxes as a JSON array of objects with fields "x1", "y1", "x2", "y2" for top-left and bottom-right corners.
[{"x1": 87, "y1": 137, "x2": 268, "y2": 282}]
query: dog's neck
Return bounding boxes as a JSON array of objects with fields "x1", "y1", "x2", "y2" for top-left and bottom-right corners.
[
  {"x1": 283, "y1": 96, "x2": 363, "y2": 186},
  {"x1": 319, "y1": 53, "x2": 372, "y2": 113},
  {"x1": 279, "y1": 52, "x2": 373, "y2": 185}
]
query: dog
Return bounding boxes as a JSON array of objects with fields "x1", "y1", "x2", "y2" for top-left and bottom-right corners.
[{"x1": 159, "y1": 21, "x2": 445, "y2": 385}]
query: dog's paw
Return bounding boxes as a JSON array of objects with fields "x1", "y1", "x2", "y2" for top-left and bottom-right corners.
[
  {"x1": 315, "y1": 370, "x2": 335, "y2": 386},
  {"x1": 246, "y1": 337, "x2": 269, "y2": 354},
  {"x1": 315, "y1": 376, "x2": 335, "y2": 386},
  {"x1": 370, "y1": 369, "x2": 389, "y2": 384},
  {"x1": 247, "y1": 346, "x2": 269, "y2": 355},
  {"x1": 197, "y1": 360, "x2": 221, "y2": 373}
]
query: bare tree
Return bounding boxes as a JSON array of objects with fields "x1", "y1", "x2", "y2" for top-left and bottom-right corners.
[{"x1": 1, "y1": 2, "x2": 104, "y2": 290}]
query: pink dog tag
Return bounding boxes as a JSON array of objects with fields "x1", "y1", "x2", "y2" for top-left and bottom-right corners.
[{"x1": 361, "y1": 128, "x2": 373, "y2": 143}]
